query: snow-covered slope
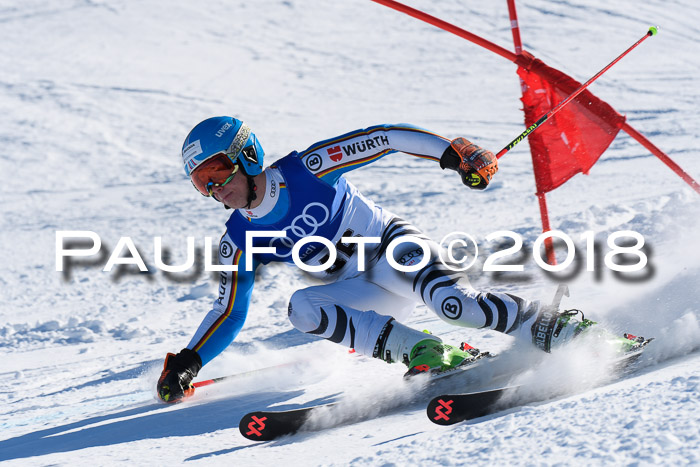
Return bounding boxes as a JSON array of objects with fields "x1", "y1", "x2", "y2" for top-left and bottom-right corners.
[{"x1": 1, "y1": 0, "x2": 699, "y2": 465}]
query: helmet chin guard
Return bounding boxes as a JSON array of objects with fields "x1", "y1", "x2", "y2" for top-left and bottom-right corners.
[{"x1": 244, "y1": 172, "x2": 258, "y2": 209}]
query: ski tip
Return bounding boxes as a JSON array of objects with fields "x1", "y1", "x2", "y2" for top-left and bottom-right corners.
[{"x1": 648, "y1": 26, "x2": 659, "y2": 36}]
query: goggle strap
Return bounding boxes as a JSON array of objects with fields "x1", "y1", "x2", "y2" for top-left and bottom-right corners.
[{"x1": 226, "y1": 123, "x2": 251, "y2": 162}]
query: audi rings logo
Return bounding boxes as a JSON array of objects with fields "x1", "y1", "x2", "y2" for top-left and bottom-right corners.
[
  {"x1": 269, "y1": 202, "x2": 330, "y2": 257},
  {"x1": 441, "y1": 296, "x2": 462, "y2": 320}
]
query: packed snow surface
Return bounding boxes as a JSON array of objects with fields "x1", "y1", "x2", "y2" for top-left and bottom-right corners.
[{"x1": 1, "y1": 0, "x2": 699, "y2": 465}]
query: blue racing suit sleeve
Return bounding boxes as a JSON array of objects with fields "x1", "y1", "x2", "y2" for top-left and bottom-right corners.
[
  {"x1": 296, "y1": 123, "x2": 452, "y2": 186},
  {"x1": 186, "y1": 232, "x2": 259, "y2": 366}
]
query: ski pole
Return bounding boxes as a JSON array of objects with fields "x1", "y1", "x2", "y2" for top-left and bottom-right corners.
[
  {"x1": 495, "y1": 27, "x2": 658, "y2": 159},
  {"x1": 192, "y1": 360, "x2": 306, "y2": 390}
]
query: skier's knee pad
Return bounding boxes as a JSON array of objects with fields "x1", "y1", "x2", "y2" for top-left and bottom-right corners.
[{"x1": 287, "y1": 289, "x2": 318, "y2": 333}]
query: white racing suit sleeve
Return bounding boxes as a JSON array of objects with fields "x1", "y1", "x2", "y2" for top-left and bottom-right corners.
[{"x1": 297, "y1": 123, "x2": 452, "y2": 185}]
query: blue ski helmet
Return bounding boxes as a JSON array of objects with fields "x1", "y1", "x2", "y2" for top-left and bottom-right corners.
[{"x1": 181, "y1": 116, "x2": 265, "y2": 177}]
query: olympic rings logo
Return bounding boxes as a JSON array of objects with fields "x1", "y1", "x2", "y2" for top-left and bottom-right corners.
[{"x1": 269, "y1": 202, "x2": 330, "y2": 257}]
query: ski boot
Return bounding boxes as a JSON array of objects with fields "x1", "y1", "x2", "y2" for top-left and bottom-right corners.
[
  {"x1": 528, "y1": 285, "x2": 651, "y2": 358},
  {"x1": 404, "y1": 339, "x2": 483, "y2": 377},
  {"x1": 532, "y1": 307, "x2": 597, "y2": 352},
  {"x1": 372, "y1": 318, "x2": 484, "y2": 377}
]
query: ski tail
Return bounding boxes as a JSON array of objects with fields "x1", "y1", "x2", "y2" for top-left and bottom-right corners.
[{"x1": 426, "y1": 386, "x2": 518, "y2": 425}]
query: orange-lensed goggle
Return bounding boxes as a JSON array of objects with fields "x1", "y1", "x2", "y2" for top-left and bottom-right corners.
[{"x1": 190, "y1": 152, "x2": 240, "y2": 197}]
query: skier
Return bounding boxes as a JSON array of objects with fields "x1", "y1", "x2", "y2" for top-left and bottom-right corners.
[{"x1": 157, "y1": 117, "x2": 600, "y2": 403}]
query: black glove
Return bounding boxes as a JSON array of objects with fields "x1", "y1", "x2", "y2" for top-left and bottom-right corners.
[
  {"x1": 157, "y1": 348, "x2": 202, "y2": 403},
  {"x1": 440, "y1": 137, "x2": 498, "y2": 190}
]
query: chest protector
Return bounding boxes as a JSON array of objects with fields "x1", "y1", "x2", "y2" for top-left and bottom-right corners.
[{"x1": 225, "y1": 153, "x2": 347, "y2": 265}]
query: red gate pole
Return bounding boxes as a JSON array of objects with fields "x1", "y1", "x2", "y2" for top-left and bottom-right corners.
[
  {"x1": 507, "y1": 0, "x2": 523, "y2": 54},
  {"x1": 508, "y1": 0, "x2": 556, "y2": 264},
  {"x1": 536, "y1": 192, "x2": 557, "y2": 264},
  {"x1": 369, "y1": 0, "x2": 517, "y2": 62},
  {"x1": 622, "y1": 123, "x2": 700, "y2": 194}
]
